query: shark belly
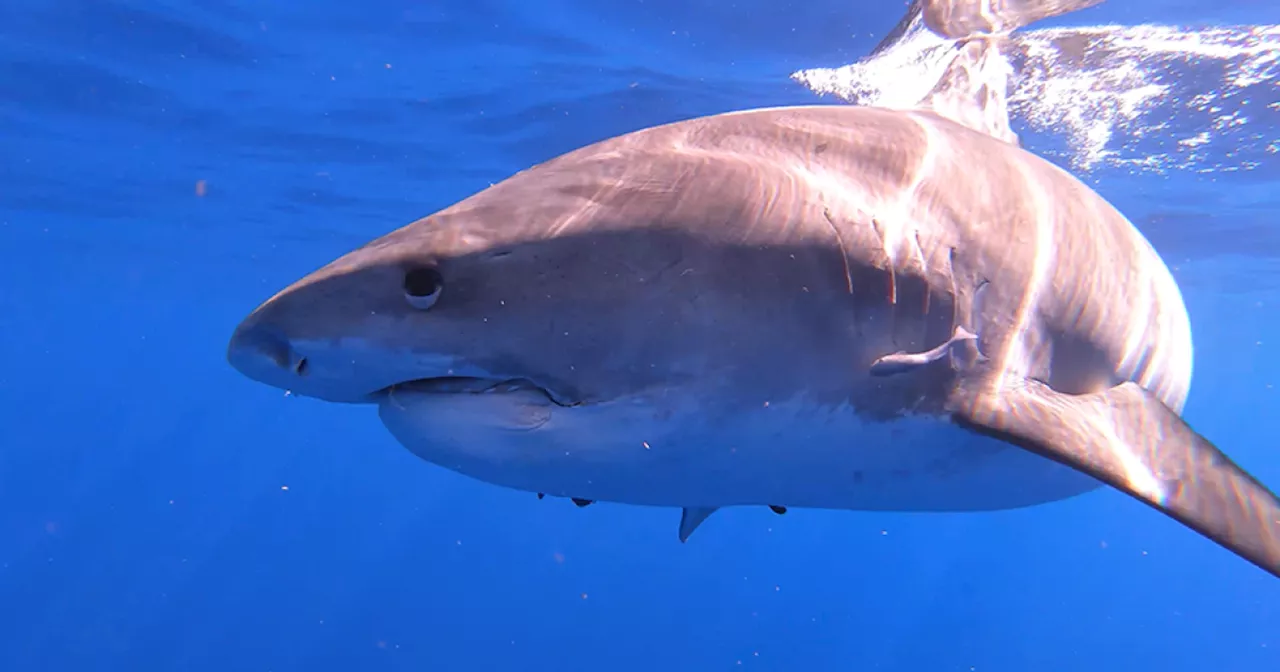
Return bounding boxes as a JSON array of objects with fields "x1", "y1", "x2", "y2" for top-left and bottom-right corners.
[{"x1": 376, "y1": 388, "x2": 1101, "y2": 511}]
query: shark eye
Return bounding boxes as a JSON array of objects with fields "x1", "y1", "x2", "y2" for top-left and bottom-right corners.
[{"x1": 403, "y1": 267, "x2": 443, "y2": 310}]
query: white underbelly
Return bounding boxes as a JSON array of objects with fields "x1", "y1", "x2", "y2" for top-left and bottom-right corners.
[{"x1": 376, "y1": 387, "x2": 1101, "y2": 511}]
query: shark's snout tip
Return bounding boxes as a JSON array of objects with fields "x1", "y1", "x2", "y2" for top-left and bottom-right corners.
[{"x1": 226, "y1": 320, "x2": 307, "y2": 384}]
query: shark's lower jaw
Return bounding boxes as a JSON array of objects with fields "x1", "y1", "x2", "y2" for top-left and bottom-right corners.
[{"x1": 376, "y1": 377, "x2": 577, "y2": 408}]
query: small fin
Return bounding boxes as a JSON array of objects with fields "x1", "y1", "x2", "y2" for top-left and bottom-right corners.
[
  {"x1": 871, "y1": 326, "x2": 978, "y2": 376},
  {"x1": 951, "y1": 377, "x2": 1280, "y2": 579},
  {"x1": 679, "y1": 507, "x2": 718, "y2": 543},
  {"x1": 769, "y1": 505, "x2": 788, "y2": 515},
  {"x1": 571, "y1": 497, "x2": 593, "y2": 508}
]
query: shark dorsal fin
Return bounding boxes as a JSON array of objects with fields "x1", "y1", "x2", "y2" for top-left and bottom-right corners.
[
  {"x1": 872, "y1": 0, "x2": 1108, "y2": 145},
  {"x1": 917, "y1": 35, "x2": 1019, "y2": 144},
  {"x1": 920, "y1": 0, "x2": 1107, "y2": 39}
]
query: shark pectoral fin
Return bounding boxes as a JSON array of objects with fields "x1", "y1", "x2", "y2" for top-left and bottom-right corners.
[
  {"x1": 679, "y1": 507, "x2": 719, "y2": 543},
  {"x1": 950, "y1": 377, "x2": 1280, "y2": 579}
]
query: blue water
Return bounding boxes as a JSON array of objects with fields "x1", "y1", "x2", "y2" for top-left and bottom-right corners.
[{"x1": 2, "y1": 1, "x2": 1279, "y2": 670}]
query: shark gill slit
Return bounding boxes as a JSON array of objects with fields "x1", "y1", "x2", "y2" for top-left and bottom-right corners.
[
  {"x1": 945, "y1": 246, "x2": 963, "y2": 342},
  {"x1": 945, "y1": 246, "x2": 958, "y2": 326},
  {"x1": 822, "y1": 208, "x2": 855, "y2": 295},
  {"x1": 915, "y1": 232, "x2": 931, "y2": 316},
  {"x1": 872, "y1": 217, "x2": 898, "y2": 305},
  {"x1": 822, "y1": 207, "x2": 860, "y2": 337}
]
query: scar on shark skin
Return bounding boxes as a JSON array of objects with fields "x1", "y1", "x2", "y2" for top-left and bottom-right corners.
[{"x1": 869, "y1": 325, "x2": 980, "y2": 376}]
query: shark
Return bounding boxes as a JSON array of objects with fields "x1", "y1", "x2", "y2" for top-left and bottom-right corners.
[{"x1": 227, "y1": 0, "x2": 1280, "y2": 578}]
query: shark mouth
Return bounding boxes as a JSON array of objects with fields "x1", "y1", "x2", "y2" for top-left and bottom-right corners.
[{"x1": 379, "y1": 377, "x2": 578, "y2": 408}]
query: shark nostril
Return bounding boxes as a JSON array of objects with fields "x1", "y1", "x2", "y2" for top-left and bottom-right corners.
[{"x1": 227, "y1": 322, "x2": 306, "y2": 379}]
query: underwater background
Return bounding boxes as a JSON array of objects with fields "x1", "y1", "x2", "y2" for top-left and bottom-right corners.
[{"x1": 2, "y1": 0, "x2": 1279, "y2": 670}]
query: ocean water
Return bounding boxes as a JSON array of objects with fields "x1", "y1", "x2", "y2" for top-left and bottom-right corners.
[{"x1": 2, "y1": 1, "x2": 1279, "y2": 670}]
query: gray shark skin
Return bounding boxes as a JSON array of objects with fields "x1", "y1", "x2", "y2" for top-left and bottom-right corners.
[{"x1": 226, "y1": 0, "x2": 1280, "y2": 579}]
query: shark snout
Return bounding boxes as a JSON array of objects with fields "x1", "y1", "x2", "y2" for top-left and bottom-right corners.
[
  {"x1": 226, "y1": 320, "x2": 311, "y2": 388},
  {"x1": 225, "y1": 313, "x2": 452, "y2": 403}
]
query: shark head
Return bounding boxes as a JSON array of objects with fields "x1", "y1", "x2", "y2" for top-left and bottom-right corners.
[
  {"x1": 228, "y1": 181, "x2": 706, "y2": 411},
  {"x1": 228, "y1": 185, "x2": 688, "y2": 495}
]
